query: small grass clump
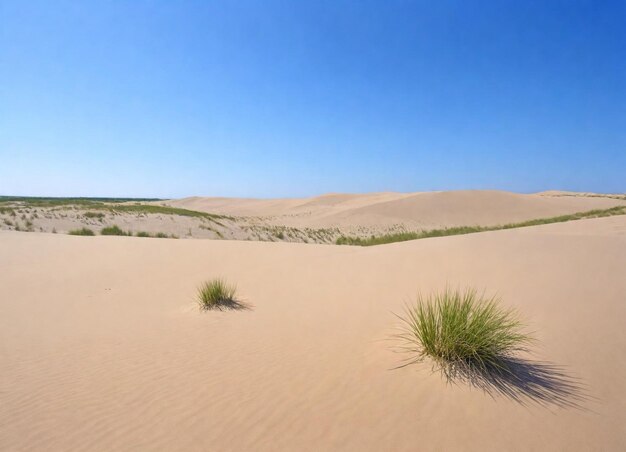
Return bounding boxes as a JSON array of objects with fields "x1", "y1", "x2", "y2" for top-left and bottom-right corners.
[
  {"x1": 197, "y1": 278, "x2": 238, "y2": 310},
  {"x1": 396, "y1": 288, "x2": 532, "y2": 379},
  {"x1": 135, "y1": 231, "x2": 175, "y2": 238},
  {"x1": 100, "y1": 225, "x2": 130, "y2": 236},
  {"x1": 84, "y1": 211, "x2": 105, "y2": 219},
  {"x1": 69, "y1": 227, "x2": 95, "y2": 236}
]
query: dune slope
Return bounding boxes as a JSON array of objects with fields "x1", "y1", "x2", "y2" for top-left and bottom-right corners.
[
  {"x1": 167, "y1": 190, "x2": 626, "y2": 230},
  {"x1": 1, "y1": 216, "x2": 626, "y2": 451}
]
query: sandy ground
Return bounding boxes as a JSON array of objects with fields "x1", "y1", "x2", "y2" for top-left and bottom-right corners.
[{"x1": 1, "y1": 215, "x2": 625, "y2": 451}]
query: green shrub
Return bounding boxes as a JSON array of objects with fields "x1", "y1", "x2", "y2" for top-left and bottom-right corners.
[
  {"x1": 197, "y1": 278, "x2": 238, "y2": 310},
  {"x1": 101, "y1": 225, "x2": 130, "y2": 236},
  {"x1": 135, "y1": 231, "x2": 152, "y2": 237},
  {"x1": 69, "y1": 227, "x2": 95, "y2": 236},
  {"x1": 396, "y1": 288, "x2": 531, "y2": 379}
]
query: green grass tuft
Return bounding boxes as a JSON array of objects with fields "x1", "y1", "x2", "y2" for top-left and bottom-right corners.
[
  {"x1": 197, "y1": 278, "x2": 238, "y2": 310},
  {"x1": 100, "y1": 225, "x2": 130, "y2": 236},
  {"x1": 68, "y1": 227, "x2": 95, "y2": 236},
  {"x1": 395, "y1": 288, "x2": 532, "y2": 379}
]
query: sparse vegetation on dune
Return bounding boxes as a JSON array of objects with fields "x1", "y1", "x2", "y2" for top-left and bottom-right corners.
[
  {"x1": 197, "y1": 278, "x2": 242, "y2": 310},
  {"x1": 106, "y1": 204, "x2": 230, "y2": 221},
  {"x1": 2, "y1": 196, "x2": 624, "y2": 245},
  {"x1": 547, "y1": 192, "x2": 626, "y2": 201},
  {"x1": 0, "y1": 197, "x2": 228, "y2": 222},
  {"x1": 198, "y1": 224, "x2": 225, "y2": 238},
  {"x1": 84, "y1": 211, "x2": 105, "y2": 219},
  {"x1": 100, "y1": 225, "x2": 130, "y2": 236},
  {"x1": 337, "y1": 205, "x2": 626, "y2": 246},
  {"x1": 135, "y1": 231, "x2": 177, "y2": 238},
  {"x1": 395, "y1": 288, "x2": 532, "y2": 379},
  {"x1": 68, "y1": 227, "x2": 95, "y2": 236}
]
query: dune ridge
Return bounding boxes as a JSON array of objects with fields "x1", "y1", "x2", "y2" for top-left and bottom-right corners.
[
  {"x1": 165, "y1": 190, "x2": 626, "y2": 230},
  {"x1": 2, "y1": 190, "x2": 624, "y2": 243}
]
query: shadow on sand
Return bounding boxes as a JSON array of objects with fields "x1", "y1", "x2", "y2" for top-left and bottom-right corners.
[
  {"x1": 214, "y1": 298, "x2": 252, "y2": 311},
  {"x1": 432, "y1": 357, "x2": 591, "y2": 409}
]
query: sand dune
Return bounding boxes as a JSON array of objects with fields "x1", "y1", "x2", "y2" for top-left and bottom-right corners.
[
  {"x1": 2, "y1": 215, "x2": 625, "y2": 451},
  {"x1": 166, "y1": 190, "x2": 626, "y2": 229},
  {"x1": 2, "y1": 191, "x2": 624, "y2": 243}
]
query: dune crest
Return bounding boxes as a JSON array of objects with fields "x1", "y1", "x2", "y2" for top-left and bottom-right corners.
[{"x1": 166, "y1": 190, "x2": 626, "y2": 230}]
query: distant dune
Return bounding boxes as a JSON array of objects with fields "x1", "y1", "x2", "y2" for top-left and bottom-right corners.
[
  {"x1": 165, "y1": 190, "x2": 626, "y2": 229},
  {"x1": 2, "y1": 190, "x2": 623, "y2": 243},
  {"x1": 1, "y1": 215, "x2": 626, "y2": 450}
]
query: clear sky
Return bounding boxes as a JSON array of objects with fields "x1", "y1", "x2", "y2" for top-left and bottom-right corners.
[{"x1": 1, "y1": 1, "x2": 624, "y2": 198}]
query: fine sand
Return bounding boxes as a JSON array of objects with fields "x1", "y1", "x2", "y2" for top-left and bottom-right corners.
[{"x1": 1, "y1": 215, "x2": 626, "y2": 451}]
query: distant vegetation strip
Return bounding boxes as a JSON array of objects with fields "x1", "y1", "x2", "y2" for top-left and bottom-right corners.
[
  {"x1": 0, "y1": 196, "x2": 162, "y2": 206},
  {"x1": 0, "y1": 196, "x2": 229, "y2": 221},
  {"x1": 336, "y1": 205, "x2": 626, "y2": 246},
  {"x1": 547, "y1": 193, "x2": 626, "y2": 201},
  {"x1": 103, "y1": 204, "x2": 229, "y2": 220}
]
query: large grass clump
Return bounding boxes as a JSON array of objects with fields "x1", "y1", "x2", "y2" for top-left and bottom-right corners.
[
  {"x1": 396, "y1": 288, "x2": 532, "y2": 379},
  {"x1": 197, "y1": 278, "x2": 239, "y2": 310}
]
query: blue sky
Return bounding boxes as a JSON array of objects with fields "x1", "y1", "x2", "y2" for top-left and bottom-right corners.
[{"x1": 1, "y1": 0, "x2": 624, "y2": 198}]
